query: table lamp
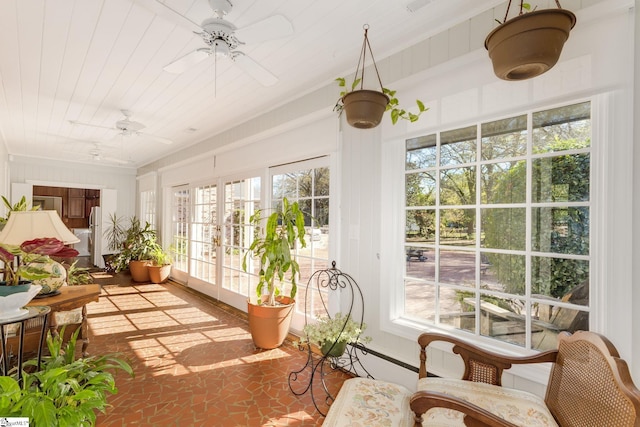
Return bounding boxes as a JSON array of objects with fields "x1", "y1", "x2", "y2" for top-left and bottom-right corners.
[{"x1": 0, "y1": 210, "x2": 80, "y2": 245}]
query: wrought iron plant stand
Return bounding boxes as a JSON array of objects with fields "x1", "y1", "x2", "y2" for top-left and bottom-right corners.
[{"x1": 288, "y1": 261, "x2": 373, "y2": 415}]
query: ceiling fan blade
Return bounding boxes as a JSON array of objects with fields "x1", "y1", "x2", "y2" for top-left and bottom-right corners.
[
  {"x1": 140, "y1": 132, "x2": 174, "y2": 145},
  {"x1": 235, "y1": 15, "x2": 293, "y2": 44},
  {"x1": 163, "y1": 49, "x2": 210, "y2": 74},
  {"x1": 131, "y1": 0, "x2": 201, "y2": 32},
  {"x1": 69, "y1": 120, "x2": 115, "y2": 131},
  {"x1": 232, "y1": 52, "x2": 278, "y2": 87}
]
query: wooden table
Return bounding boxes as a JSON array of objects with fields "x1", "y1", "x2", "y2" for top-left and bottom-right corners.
[{"x1": 28, "y1": 284, "x2": 101, "y2": 356}]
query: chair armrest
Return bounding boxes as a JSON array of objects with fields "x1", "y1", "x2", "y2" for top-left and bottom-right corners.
[
  {"x1": 409, "y1": 390, "x2": 519, "y2": 427},
  {"x1": 418, "y1": 332, "x2": 558, "y2": 385}
]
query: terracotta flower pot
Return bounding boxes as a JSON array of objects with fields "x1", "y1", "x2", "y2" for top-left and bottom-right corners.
[
  {"x1": 148, "y1": 264, "x2": 171, "y2": 284},
  {"x1": 247, "y1": 296, "x2": 295, "y2": 349},
  {"x1": 129, "y1": 260, "x2": 151, "y2": 283},
  {"x1": 342, "y1": 90, "x2": 390, "y2": 129},
  {"x1": 484, "y1": 9, "x2": 576, "y2": 81}
]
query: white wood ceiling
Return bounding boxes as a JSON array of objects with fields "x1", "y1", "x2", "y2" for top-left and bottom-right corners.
[{"x1": 0, "y1": 0, "x2": 498, "y2": 168}]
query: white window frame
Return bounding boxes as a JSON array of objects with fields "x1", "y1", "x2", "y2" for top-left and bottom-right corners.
[{"x1": 380, "y1": 97, "x2": 603, "y2": 360}]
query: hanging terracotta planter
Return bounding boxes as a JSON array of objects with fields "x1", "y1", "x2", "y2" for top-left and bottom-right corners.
[
  {"x1": 485, "y1": 1, "x2": 576, "y2": 81},
  {"x1": 342, "y1": 89, "x2": 389, "y2": 129}
]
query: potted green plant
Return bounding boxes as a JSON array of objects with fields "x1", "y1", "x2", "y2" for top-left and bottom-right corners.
[
  {"x1": 111, "y1": 217, "x2": 160, "y2": 282},
  {"x1": 148, "y1": 246, "x2": 172, "y2": 284},
  {"x1": 65, "y1": 260, "x2": 94, "y2": 285},
  {"x1": 334, "y1": 26, "x2": 427, "y2": 129},
  {"x1": 242, "y1": 198, "x2": 307, "y2": 349},
  {"x1": 484, "y1": 1, "x2": 577, "y2": 80},
  {"x1": 0, "y1": 327, "x2": 133, "y2": 426},
  {"x1": 300, "y1": 312, "x2": 372, "y2": 357},
  {"x1": 335, "y1": 78, "x2": 427, "y2": 128}
]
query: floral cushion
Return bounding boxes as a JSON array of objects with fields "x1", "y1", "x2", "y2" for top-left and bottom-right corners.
[
  {"x1": 323, "y1": 377, "x2": 414, "y2": 427},
  {"x1": 416, "y1": 377, "x2": 559, "y2": 427},
  {"x1": 4, "y1": 307, "x2": 83, "y2": 336}
]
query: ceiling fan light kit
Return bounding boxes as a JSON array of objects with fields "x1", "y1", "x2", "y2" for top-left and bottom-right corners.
[
  {"x1": 161, "y1": 0, "x2": 293, "y2": 87},
  {"x1": 485, "y1": 0, "x2": 576, "y2": 81}
]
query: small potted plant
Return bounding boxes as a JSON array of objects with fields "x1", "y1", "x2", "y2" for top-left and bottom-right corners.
[
  {"x1": 110, "y1": 217, "x2": 160, "y2": 282},
  {"x1": 484, "y1": 1, "x2": 577, "y2": 80},
  {"x1": 300, "y1": 312, "x2": 372, "y2": 357},
  {"x1": 242, "y1": 198, "x2": 307, "y2": 349},
  {"x1": 148, "y1": 246, "x2": 172, "y2": 284},
  {"x1": 334, "y1": 25, "x2": 427, "y2": 129}
]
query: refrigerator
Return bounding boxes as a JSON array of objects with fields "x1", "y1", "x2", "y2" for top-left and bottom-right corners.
[
  {"x1": 88, "y1": 189, "x2": 117, "y2": 269},
  {"x1": 89, "y1": 206, "x2": 104, "y2": 268}
]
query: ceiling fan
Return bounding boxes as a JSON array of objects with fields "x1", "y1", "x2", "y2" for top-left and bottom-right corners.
[
  {"x1": 69, "y1": 110, "x2": 173, "y2": 145},
  {"x1": 155, "y1": 0, "x2": 293, "y2": 86}
]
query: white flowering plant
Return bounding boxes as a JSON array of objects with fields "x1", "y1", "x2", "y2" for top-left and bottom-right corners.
[{"x1": 300, "y1": 312, "x2": 372, "y2": 348}]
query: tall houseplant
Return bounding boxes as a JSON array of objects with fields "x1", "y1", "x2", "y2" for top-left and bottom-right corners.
[
  {"x1": 484, "y1": 0, "x2": 576, "y2": 80},
  {"x1": 242, "y1": 198, "x2": 307, "y2": 349}
]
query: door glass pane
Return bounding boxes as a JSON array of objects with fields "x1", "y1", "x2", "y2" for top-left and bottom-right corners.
[{"x1": 223, "y1": 177, "x2": 261, "y2": 296}]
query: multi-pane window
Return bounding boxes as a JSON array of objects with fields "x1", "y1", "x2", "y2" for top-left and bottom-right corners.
[
  {"x1": 170, "y1": 186, "x2": 189, "y2": 272},
  {"x1": 222, "y1": 177, "x2": 261, "y2": 296},
  {"x1": 139, "y1": 190, "x2": 156, "y2": 230},
  {"x1": 404, "y1": 102, "x2": 591, "y2": 351}
]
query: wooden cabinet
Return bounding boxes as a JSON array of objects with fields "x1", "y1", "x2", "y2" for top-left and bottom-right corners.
[{"x1": 67, "y1": 189, "x2": 85, "y2": 218}]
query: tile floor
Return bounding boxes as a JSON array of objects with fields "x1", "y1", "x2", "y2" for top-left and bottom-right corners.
[{"x1": 86, "y1": 270, "x2": 351, "y2": 426}]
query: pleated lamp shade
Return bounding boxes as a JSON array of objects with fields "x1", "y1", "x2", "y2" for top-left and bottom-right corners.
[{"x1": 0, "y1": 210, "x2": 80, "y2": 245}]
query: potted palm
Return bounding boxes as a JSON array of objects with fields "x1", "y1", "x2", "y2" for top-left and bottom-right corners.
[
  {"x1": 485, "y1": 1, "x2": 577, "y2": 80},
  {"x1": 242, "y1": 198, "x2": 307, "y2": 349},
  {"x1": 334, "y1": 26, "x2": 427, "y2": 128},
  {"x1": 300, "y1": 312, "x2": 372, "y2": 357}
]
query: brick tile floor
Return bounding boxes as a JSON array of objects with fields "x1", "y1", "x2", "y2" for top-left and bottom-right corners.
[{"x1": 86, "y1": 273, "x2": 350, "y2": 427}]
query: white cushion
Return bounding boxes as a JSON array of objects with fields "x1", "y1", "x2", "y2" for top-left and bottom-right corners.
[
  {"x1": 323, "y1": 377, "x2": 414, "y2": 427},
  {"x1": 417, "y1": 377, "x2": 559, "y2": 427}
]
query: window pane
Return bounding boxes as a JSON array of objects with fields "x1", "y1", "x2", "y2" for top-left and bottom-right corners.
[
  {"x1": 404, "y1": 281, "x2": 436, "y2": 322},
  {"x1": 440, "y1": 208, "x2": 475, "y2": 244},
  {"x1": 480, "y1": 252, "x2": 525, "y2": 296},
  {"x1": 532, "y1": 302, "x2": 589, "y2": 351},
  {"x1": 406, "y1": 134, "x2": 437, "y2": 169},
  {"x1": 481, "y1": 208, "x2": 526, "y2": 250},
  {"x1": 532, "y1": 207, "x2": 589, "y2": 255},
  {"x1": 405, "y1": 247, "x2": 434, "y2": 281},
  {"x1": 439, "y1": 250, "x2": 475, "y2": 287},
  {"x1": 477, "y1": 296, "x2": 526, "y2": 347},
  {"x1": 481, "y1": 115, "x2": 527, "y2": 161},
  {"x1": 406, "y1": 209, "x2": 435, "y2": 242},
  {"x1": 481, "y1": 161, "x2": 526, "y2": 204},
  {"x1": 406, "y1": 172, "x2": 436, "y2": 207},
  {"x1": 439, "y1": 286, "x2": 475, "y2": 333},
  {"x1": 440, "y1": 126, "x2": 476, "y2": 166},
  {"x1": 532, "y1": 154, "x2": 590, "y2": 202},
  {"x1": 533, "y1": 102, "x2": 591, "y2": 154},
  {"x1": 440, "y1": 167, "x2": 476, "y2": 205},
  {"x1": 531, "y1": 256, "x2": 589, "y2": 302},
  {"x1": 314, "y1": 168, "x2": 330, "y2": 196}
]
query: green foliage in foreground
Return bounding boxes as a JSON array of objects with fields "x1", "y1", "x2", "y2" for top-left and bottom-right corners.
[{"x1": 0, "y1": 327, "x2": 134, "y2": 426}]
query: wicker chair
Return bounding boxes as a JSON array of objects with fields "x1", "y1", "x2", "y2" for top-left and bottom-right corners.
[{"x1": 410, "y1": 331, "x2": 640, "y2": 426}]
